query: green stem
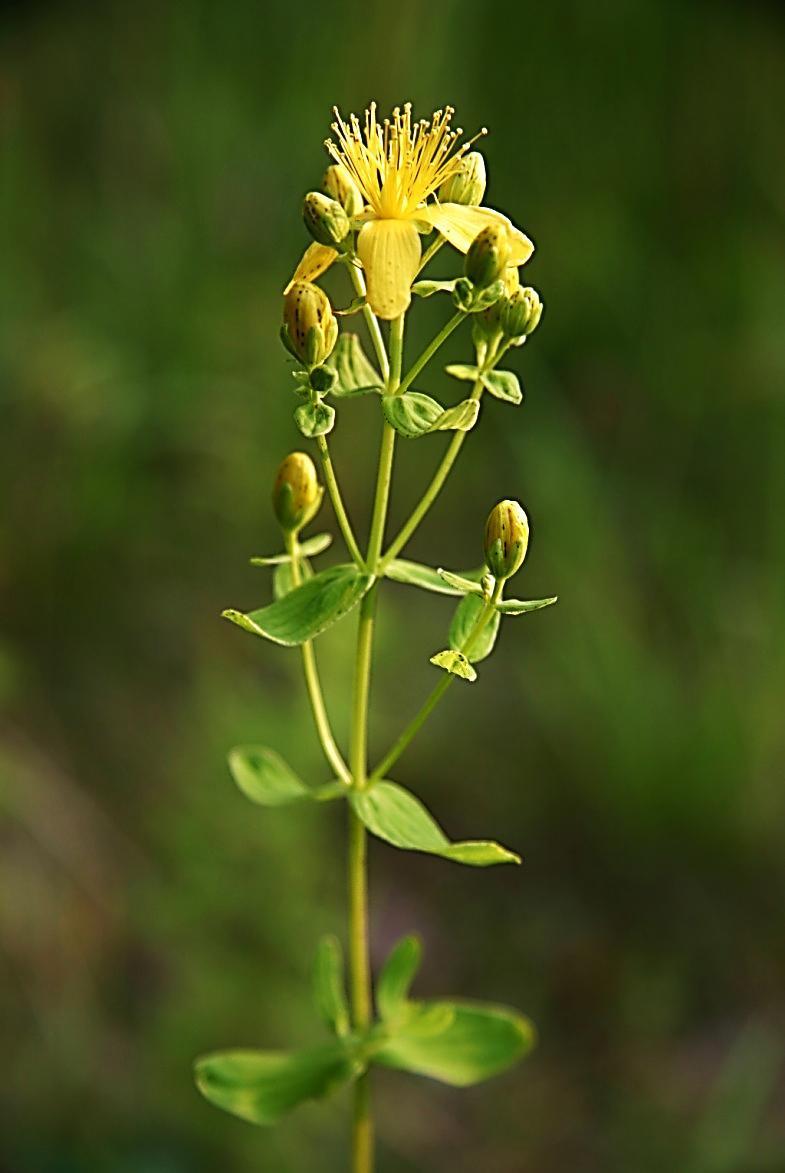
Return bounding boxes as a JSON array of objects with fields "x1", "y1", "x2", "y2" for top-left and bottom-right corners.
[
  {"x1": 416, "y1": 234, "x2": 445, "y2": 275},
  {"x1": 369, "y1": 580, "x2": 503, "y2": 783},
  {"x1": 315, "y1": 434, "x2": 365, "y2": 569},
  {"x1": 346, "y1": 260, "x2": 390, "y2": 382},
  {"x1": 287, "y1": 531, "x2": 351, "y2": 784},
  {"x1": 396, "y1": 310, "x2": 464, "y2": 398},
  {"x1": 347, "y1": 312, "x2": 405, "y2": 1173}
]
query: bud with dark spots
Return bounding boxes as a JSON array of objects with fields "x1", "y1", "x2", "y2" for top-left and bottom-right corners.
[
  {"x1": 322, "y1": 163, "x2": 364, "y2": 217},
  {"x1": 272, "y1": 451, "x2": 323, "y2": 532},
  {"x1": 501, "y1": 286, "x2": 543, "y2": 340},
  {"x1": 484, "y1": 499, "x2": 530, "y2": 581},
  {"x1": 282, "y1": 281, "x2": 338, "y2": 368},
  {"x1": 303, "y1": 191, "x2": 351, "y2": 247},
  {"x1": 438, "y1": 151, "x2": 487, "y2": 206},
  {"x1": 465, "y1": 224, "x2": 511, "y2": 289}
]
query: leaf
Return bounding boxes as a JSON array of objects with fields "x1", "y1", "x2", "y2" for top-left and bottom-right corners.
[
  {"x1": 350, "y1": 781, "x2": 519, "y2": 867},
  {"x1": 250, "y1": 532, "x2": 333, "y2": 567},
  {"x1": 429, "y1": 649, "x2": 477, "y2": 682},
  {"x1": 273, "y1": 557, "x2": 313, "y2": 600},
  {"x1": 228, "y1": 746, "x2": 311, "y2": 806},
  {"x1": 325, "y1": 333, "x2": 384, "y2": 397},
  {"x1": 481, "y1": 369, "x2": 523, "y2": 404},
  {"x1": 313, "y1": 936, "x2": 350, "y2": 1037},
  {"x1": 445, "y1": 363, "x2": 481, "y2": 382},
  {"x1": 385, "y1": 560, "x2": 465, "y2": 596},
  {"x1": 374, "y1": 1000, "x2": 535, "y2": 1087},
  {"x1": 411, "y1": 278, "x2": 459, "y2": 298},
  {"x1": 295, "y1": 399, "x2": 336, "y2": 437},
  {"x1": 497, "y1": 596, "x2": 558, "y2": 615},
  {"x1": 194, "y1": 1042, "x2": 358, "y2": 1126},
  {"x1": 449, "y1": 593, "x2": 501, "y2": 664},
  {"x1": 431, "y1": 398, "x2": 479, "y2": 432},
  {"x1": 376, "y1": 936, "x2": 422, "y2": 1021},
  {"x1": 382, "y1": 392, "x2": 478, "y2": 439},
  {"x1": 334, "y1": 295, "x2": 367, "y2": 317},
  {"x1": 223, "y1": 564, "x2": 372, "y2": 647},
  {"x1": 436, "y1": 568, "x2": 484, "y2": 595}
]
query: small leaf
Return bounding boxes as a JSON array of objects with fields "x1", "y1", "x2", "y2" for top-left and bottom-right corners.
[
  {"x1": 325, "y1": 333, "x2": 384, "y2": 397},
  {"x1": 377, "y1": 936, "x2": 422, "y2": 1021},
  {"x1": 228, "y1": 746, "x2": 311, "y2": 806},
  {"x1": 383, "y1": 392, "x2": 442, "y2": 438},
  {"x1": 436, "y1": 568, "x2": 484, "y2": 595},
  {"x1": 497, "y1": 596, "x2": 558, "y2": 615},
  {"x1": 429, "y1": 649, "x2": 477, "y2": 682},
  {"x1": 334, "y1": 295, "x2": 367, "y2": 317},
  {"x1": 273, "y1": 557, "x2": 313, "y2": 600},
  {"x1": 431, "y1": 398, "x2": 479, "y2": 432},
  {"x1": 481, "y1": 369, "x2": 523, "y2": 404},
  {"x1": 250, "y1": 532, "x2": 332, "y2": 567},
  {"x1": 411, "y1": 278, "x2": 459, "y2": 298},
  {"x1": 194, "y1": 1042, "x2": 358, "y2": 1126},
  {"x1": 445, "y1": 363, "x2": 481, "y2": 382},
  {"x1": 449, "y1": 594, "x2": 501, "y2": 663},
  {"x1": 385, "y1": 560, "x2": 465, "y2": 596},
  {"x1": 223, "y1": 564, "x2": 372, "y2": 647},
  {"x1": 374, "y1": 1000, "x2": 535, "y2": 1087},
  {"x1": 350, "y1": 781, "x2": 519, "y2": 867},
  {"x1": 313, "y1": 936, "x2": 350, "y2": 1037},
  {"x1": 295, "y1": 399, "x2": 336, "y2": 438}
]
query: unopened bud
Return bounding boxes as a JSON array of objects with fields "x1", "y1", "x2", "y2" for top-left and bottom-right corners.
[
  {"x1": 438, "y1": 151, "x2": 487, "y2": 206},
  {"x1": 272, "y1": 451, "x2": 322, "y2": 532},
  {"x1": 465, "y1": 224, "x2": 511, "y2": 289},
  {"x1": 303, "y1": 191, "x2": 350, "y2": 247},
  {"x1": 484, "y1": 499, "x2": 530, "y2": 581},
  {"x1": 282, "y1": 281, "x2": 338, "y2": 367},
  {"x1": 501, "y1": 286, "x2": 543, "y2": 339},
  {"x1": 322, "y1": 164, "x2": 364, "y2": 217}
]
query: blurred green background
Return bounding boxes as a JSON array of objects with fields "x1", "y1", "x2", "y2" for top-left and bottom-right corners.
[{"x1": 2, "y1": 0, "x2": 785, "y2": 1169}]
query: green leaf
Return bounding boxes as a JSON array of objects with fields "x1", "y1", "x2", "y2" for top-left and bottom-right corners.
[
  {"x1": 432, "y1": 398, "x2": 479, "y2": 432},
  {"x1": 325, "y1": 332, "x2": 384, "y2": 397},
  {"x1": 273, "y1": 557, "x2": 313, "y2": 600},
  {"x1": 333, "y1": 295, "x2": 367, "y2": 317},
  {"x1": 228, "y1": 746, "x2": 311, "y2": 806},
  {"x1": 374, "y1": 1000, "x2": 535, "y2": 1087},
  {"x1": 436, "y1": 568, "x2": 484, "y2": 595},
  {"x1": 382, "y1": 392, "x2": 478, "y2": 439},
  {"x1": 350, "y1": 781, "x2": 519, "y2": 867},
  {"x1": 445, "y1": 363, "x2": 481, "y2": 382},
  {"x1": 249, "y1": 533, "x2": 333, "y2": 567},
  {"x1": 497, "y1": 596, "x2": 558, "y2": 615},
  {"x1": 194, "y1": 1042, "x2": 358, "y2": 1126},
  {"x1": 481, "y1": 369, "x2": 523, "y2": 404},
  {"x1": 313, "y1": 936, "x2": 350, "y2": 1037},
  {"x1": 411, "y1": 278, "x2": 459, "y2": 298},
  {"x1": 295, "y1": 399, "x2": 336, "y2": 437},
  {"x1": 223, "y1": 564, "x2": 372, "y2": 646},
  {"x1": 429, "y1": 649, "x2": 477, "y2": 682},
  {"x1": 449, "y1": 594, "x2": 501, "y2": 664},
  {"x1": 376, "y1": 936, "x2": 422, "y2": 1021},
  {"x1": 385, "y1": 560, "x2": 466, "y2": 596}
]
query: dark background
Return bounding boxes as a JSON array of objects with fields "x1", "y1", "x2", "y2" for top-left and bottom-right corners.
[{"x1": 2, "y1": 1, "x2": 785, "y2": 1169}]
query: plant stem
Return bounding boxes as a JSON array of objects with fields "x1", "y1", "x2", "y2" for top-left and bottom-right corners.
[
  {"x1": 416, "y1": 234, "x2": 445, "y2": 275},
  {"x1": 315, "y1": 435, "x2": 365, "y2": 569},
  {"x1": 396, "y1": 310, "x2": 464, "y2": 398},
  {"x1": 346, "y1": 260, "x2": 390, "y2": 382},
  {"x1": 287, "y1": 531, "x2": 351, "y2": 784},
  {"x1": 347, "y1": 312, "x2": 404, "y2": 1173}
]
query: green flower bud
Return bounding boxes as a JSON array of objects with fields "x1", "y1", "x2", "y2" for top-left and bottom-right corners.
[
  {"x1": 272, "y1": 451, "x2": 323, "y2": 532},
  {"x1": 472, "y1": 267, "x2": 521, "y2": 348},
  {"x1": 322, "y1": 163, "x2": 364, "y2": 217},
  {"x1": 282, "y1": 281, "x2": 338, "y2": 368},
  {"x1": 465, "y1": 224, "x2": 511, "y2": 289},
  {"x1": 438, "y1": 151, "x2": 487, "y2": 206},
  {"x1": 484, "y1": 499, "x2": 530, "y2": 581},
  {"x1": 303, "y1": 191, "x2": 351, "y2": 247},
  {"x1": 500, "y1": 286, "x2": 543, "y2": 340}
]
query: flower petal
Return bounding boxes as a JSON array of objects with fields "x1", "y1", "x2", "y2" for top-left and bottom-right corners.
[
  {"x1": 356, "y1": 219, "x2": 421, "y2": 320},
  {"x1": 284, "y1": 242, "x2": 339, "y2": 294},
  {"x1": 419, "y1": 203, "x2": 534, "y2": 266}
]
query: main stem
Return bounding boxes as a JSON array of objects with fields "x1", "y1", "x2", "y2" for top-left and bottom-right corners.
[{"x1": 348, "y1": 313, "x2": 404, "y2": 1173}]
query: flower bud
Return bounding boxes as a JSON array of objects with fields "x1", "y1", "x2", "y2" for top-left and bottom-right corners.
[
  {"x1": 484, "y1": 499, "x2": 530, "y2": 581},
  {"x1": 438, "y1": 151, "x2": 487, "y2": 206},
  {"x1": 272, "y1": 451, "x2": 322, "y2": 532},
  {"x1": 501, "y1": 286, "x2": 543, "y2": 340},
  {"x1": 303, "y1": 191, "x2": 351, "y2": 247},
  {"x1": 465, "y1": 224, "x2": 511, "y2": 289},
  {"x1": 282, "y1": 281, "x2": 338, "y2": 367},
  {"x1": 472, "y1": 267, "x2": 522, "y2": 347},
  {"x1": 322, "y1": 163, "x2": 364, "y2": 217}
]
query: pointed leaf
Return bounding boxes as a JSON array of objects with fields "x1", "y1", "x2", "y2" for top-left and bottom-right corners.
[
  {"x1": 313, "y1": 936, "x2": 350, "y2": 1037},
  {"x1": 377, "y1": 936, "x2": 422, "y2": 1021},
  {"x1": 481, "y1": 369, "x2": 523, "y2": 404},
  {"x1": 228, "y1": 746, "x2": 310, "y2": 806},
  {"x1": 411, "y1": 278, "x2": 459, "y2": 298},
  {"x1": 449, "y1": 593, "x2": 501, "y2": 664},
  {"x1": 374, "y1": 1000, "x2": 535, "y2": 1087},
  {"x1": 429, "y1": 649, "x2": 477, "y2": 682},
  {"x1": 350, "y1": 781, "x2": 519, "y2": 867},
  {"x1": 385, "y1": 560, "x2": 466, "y2": 596},
  {"x1": 497, "y1": 596, "x2": 558, "y2": 615},
  {"x1": 436, "y1": 568, "x2": 484, "y2": 595},
  {"x1": 430, "y1": 398, "x2": 479, "y2": 432},
  {"x1": 445, "y1": 363, "x2": 481, "y2": 382},
  {"x1": 325, "y1": 332, "x2": 384, "y2": 397},
  {"x1": 249, "y1": 532, "x2": 332, "y2": 567},
  {"x1": 295, "y1": 399, "x2": 336, "y2": 438},
  {"x1": 194, "y1": 1042, "x2": 357, "y2": 1126},
  {"x1": 223, "y1": 564, "x2": 372, "y2": 646}
]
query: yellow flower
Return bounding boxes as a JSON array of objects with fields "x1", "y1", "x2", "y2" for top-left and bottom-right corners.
[{"x1": 285, "y1": 104, "x2": 534, "y2": 319}]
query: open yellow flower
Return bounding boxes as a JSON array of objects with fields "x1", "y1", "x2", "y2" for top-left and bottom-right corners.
[{"x1": 286, "y1": 104, "x2": 534, "y2": 320}]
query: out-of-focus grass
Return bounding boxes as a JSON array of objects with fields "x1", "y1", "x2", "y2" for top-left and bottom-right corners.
[{"x1": 1, "y1": 1, "x2": 785, "y2": 1169}]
